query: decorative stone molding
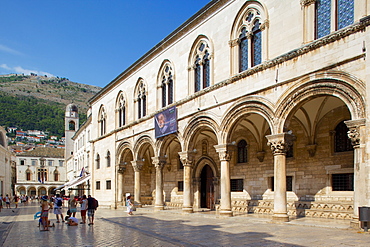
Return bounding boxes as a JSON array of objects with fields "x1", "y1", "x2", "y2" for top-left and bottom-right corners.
[
  {"x1": 345, "y1": 119, "x2": 366, "y2": 148},
  {"x1": 228, "y1": 38, "x2": 239, "y2": 47},
  {"x1": 260, "y1": 19, "x2": 269, "y2": 31},
  {"x1": 256, "y1": 151, "x2": 265, "y2": 162},
  {"x1": 266, "y1": 133, "x2": 294, "y2": 155},
  {"x1": 300, "y1": 0, "x2": 316, "y2": 7},
  {"x1": 306, "y1": 144, "x2": 317, "y2": 157}
]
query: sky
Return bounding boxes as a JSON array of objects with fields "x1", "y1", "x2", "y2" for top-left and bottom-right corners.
[{"x1": 0, "y1": 0, "x2": 211, "y2": 88}]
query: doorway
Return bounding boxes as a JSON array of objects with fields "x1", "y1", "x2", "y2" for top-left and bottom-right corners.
[{"x1": 200, "y1": 165, "x2": 214, "y2": 209}]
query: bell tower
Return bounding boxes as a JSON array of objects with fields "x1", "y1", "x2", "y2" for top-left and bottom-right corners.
[{"x1": 65, "y1": 104, "x2": 79, "y2": 161}]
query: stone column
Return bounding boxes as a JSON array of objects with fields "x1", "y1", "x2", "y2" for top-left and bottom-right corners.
[
  {"x1": 179, "y1": 151, "x2": 194, "y2": 213},
  {"x1": 152, "y1": 156, "x2": 166, "y2": 211},
  {"x1": 131, "y1": 160, "x2": 143, "y2": 207},
  {"x1": 345, "y1": 119, "x2": 366, "y2": 228},
  {"x1": 117, "y1": 163, "x2": 126, "y2": 206},
  {"x1": 214, "y1": 144, "x2": 232, "y2": 217},
  {"x1": 266, "y1": 133, "x2": 293, "y2": 222}
]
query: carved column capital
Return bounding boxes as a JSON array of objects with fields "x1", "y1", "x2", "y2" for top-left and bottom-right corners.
[
  {"x1": 345, "y1": 119, "x2": 366, "y2": 148},
  {"x1": 266, "y1": 133, "x2": 294, "y2": 155},
  {"x1": 131, "y1": 160, "x2": 144, "y2": 172},
  {"x1": 178, "y1": 151, "x2": 194, "y2": 167},
  {"x1": 152, "y1": 156, "x2": 166, "y2": 169},
  {"x1": 214, "y1": 144, "x2": 232, "y2": 161},
  {"x1": 260, "y1": 20, "x2": 269, "y2": 31}
]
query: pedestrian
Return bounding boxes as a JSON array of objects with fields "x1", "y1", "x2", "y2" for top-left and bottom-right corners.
[
  {"x1": 66, "y1": 216, "x2": 79, "y2": 226},
  {"x1": 0, "y1": 194, "x2": 3, "y2": 212},
  {"x1": 79, "y1": 195, "x2": 88, "y2": 224},
  {"x1": 87, "y1": 195, "x2": 98, "y2": 226},
  {"x1": 53, "y1": 194, "x2": 65, "y2": 223},
  {"x1": 40, "y1": 195, "x2": 52, "y2": 231},
  {"x1": 5, "y1": 194, "x2": 11, "y2": 209},
  {"x1": 13, "y1": 195, "x2": 19, "y2": 208},
  {"x1": 68, "y1": 195, "x2": 78, "y2": 217},
  {"x1": 126, "y1": 195, "x2": 134, "y2": 216}
]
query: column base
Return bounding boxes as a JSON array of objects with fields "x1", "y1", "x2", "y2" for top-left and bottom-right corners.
[
  {"x1": 182, "y1": 207, "x2": 193, "y2": 214},
  {"x1": 350, "y1": 218, "x2": 361, "y2": 230},
  {"x1": 154, "y1": 205, "x2": 164, "y2": 211},
  {"x1": 219, "y1": 210, "x2": 233, "y2": 217},
  {"x1": 272, "y1": 214, "x2": 289, "y2": 223}
]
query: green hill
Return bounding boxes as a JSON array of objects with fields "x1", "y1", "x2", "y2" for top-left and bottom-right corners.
[{"x1": 0, "y1": 74, "x2": 101, "y2": 136}]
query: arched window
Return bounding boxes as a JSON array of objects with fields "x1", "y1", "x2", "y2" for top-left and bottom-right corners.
[
  {"x1": 160, "y1": 63, "x2": 174, "y2": 107},
  {"x1": 231, "y1": 2, "x2": 267, "y2": 75},
  {"x1": 26, "y1": 170, "x2": 31, "y2": 181},
  {"x1": 116, "y1": 93, "x2": 126, "y2": 127},
  {"x1": 334, "y1": 121, "x2": 353, "y2": 152},
  {"x1": 239, "y1": 10, "x2": 263, "y2": 72},
  {"x1": 315, "y1": 0, "x2": 354, "y2": 39},
  {"x1": 135, "y1": 80, "x2": 147, "y2": 119},
  {"x1": 98, "y1": 106, "x2": 106, "y2": 136},
  {"x1": 69, "y1": 121, "x2": 76, "y2": 131},
  {"x1": 96, "y1": 154, "x2": 100, "y2": 169},
  {"x1": 106, "y1": 151, "x2": 111, "y2": 168},
  {"x1": 37, "y1": 168, "x2": 47, "y2": 182},
  {"x1": 54, "y1": 170, "x2": 59, "y2": 181},
  {"x1": 237, "y1": 140, "x2": 248, "y2": 163},
  {"x1": 192, "y1": 40, "x2": 211, "y2": 92}
]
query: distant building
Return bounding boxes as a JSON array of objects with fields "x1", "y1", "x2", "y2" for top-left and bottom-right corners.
[
  {"x1": 15, "y1": 147, "x2": 66, "y2": 196},
  {"x1": 0, "y1": 126, "x2": 14, "y2": 196}
]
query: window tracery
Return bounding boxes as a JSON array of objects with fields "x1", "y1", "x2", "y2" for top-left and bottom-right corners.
[
  {"x1": 160, "y1": 64, "x2": 174, "y2": 107},
  {"x1": 117, "y1": 93, "x2": 126, "y2": 127},
  {"x1": 136, "y1": 80, "x2": 147, "y2": 119},
  {"x1": 98, "y1": 106, "x2": 106, "y2": 136},
  {"x1": 190, "y1": 39, "x2": 212, "y2": 93}
]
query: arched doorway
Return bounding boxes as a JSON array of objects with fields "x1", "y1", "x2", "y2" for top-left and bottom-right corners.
[{"x1": 200, "y1": 165, "x2": 214, "y2": 209}]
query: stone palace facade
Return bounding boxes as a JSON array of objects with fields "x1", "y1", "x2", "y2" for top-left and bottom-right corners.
[{"x1": 68, "y1": 0, "x2": 370, "y2": 227}]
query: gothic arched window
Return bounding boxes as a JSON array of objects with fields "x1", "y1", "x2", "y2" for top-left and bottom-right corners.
[
  {"x1": 96, "y1": 154, "x2": 100, "y2": 169},
  {"x1": 239, "y1": 10, "x2": 263, "y2": 72},
  {"x1": 54, "y1": 170, "x2": 59, "y2": 181},
  {"x1": 99, "y1": 106, "x2": 106, "y2": 136},
  {"x1": 26, "y1": 170, "x2": 31, "y2": 181},
  {"x1": 136, "y1": 80, "x2": 147, "y2": 119},
  {"x1": 190, "y1": 39, "x2": 212, "y2": 93},
  {"x1": 69, "y1": 121, "x2": 76, "y2": 131},
  {"x1": 160, "y1": 64, "x2": 174, "y2": 108},
  {"x1": 116, "y1": 93, "x2": 126, "y2": 127},
  {"x1": 106, "y1": 151, "x2": 111, "y2": 168},
  {"x1": 334, "y1": 121, "x2": 353, "y2": 153},
  {"x1": 237, "y1": 140, "x2": 248, "y2": 163}
]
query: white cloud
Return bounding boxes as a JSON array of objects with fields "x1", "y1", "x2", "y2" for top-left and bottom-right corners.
[
  {"x1": 0, "y1": 64, "x2": 55, "y2": 77},
  {"x1": 0, "y1": 44, "x2": 23, "y2": 56}
]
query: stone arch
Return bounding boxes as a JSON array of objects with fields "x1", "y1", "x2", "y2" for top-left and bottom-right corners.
[
  {"x1": 221, "y1": 96, "x2": 275, "y2": 144},
  {"x1": 17, "y1": 186, "x2": 26, "y2": 195},
  {"x1": 116, "y1": 141, "x2": 134, "y2": 164},
  {"x1": 133, "y1": 135, "x2": 156, "y2": 160},
  {"x1": 193, "y1": 156, "x2": 219, "y2": 178},
  {"x1": 182, "y1": 113, "x2": 221, "y2": 152},
  {"x1": 275, "y1": 71, "x2": 366, "y2": 133}
]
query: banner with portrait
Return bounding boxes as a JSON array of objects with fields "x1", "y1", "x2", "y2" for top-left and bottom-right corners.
[{"x1": 154, "y1": 106, "x2": 177, "y2": 138}]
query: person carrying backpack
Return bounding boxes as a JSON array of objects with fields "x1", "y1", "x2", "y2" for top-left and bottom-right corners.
[
  {"x1": 53, "y1": 194, "x2": 65, "y2": 223},
  {"x1": 87, "y1": 195, "x2": 98, "y2": 226}
]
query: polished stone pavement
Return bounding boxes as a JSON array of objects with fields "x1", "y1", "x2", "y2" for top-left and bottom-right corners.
[{"x1": 0, "y1": 202, "x2": 369, "y2": 247}]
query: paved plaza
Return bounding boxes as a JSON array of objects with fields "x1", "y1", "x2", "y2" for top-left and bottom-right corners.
[{"x1": 0, "y1": 202, "x2": 369, "y2": 246}]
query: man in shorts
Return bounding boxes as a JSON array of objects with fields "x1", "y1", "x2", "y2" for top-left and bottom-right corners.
[
  {"x1": 53, "y1": 194, "x2": 65, "y2": 223},
  {"x1": 87, "y1": 195, "x2": 97, "y2": 226}
]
